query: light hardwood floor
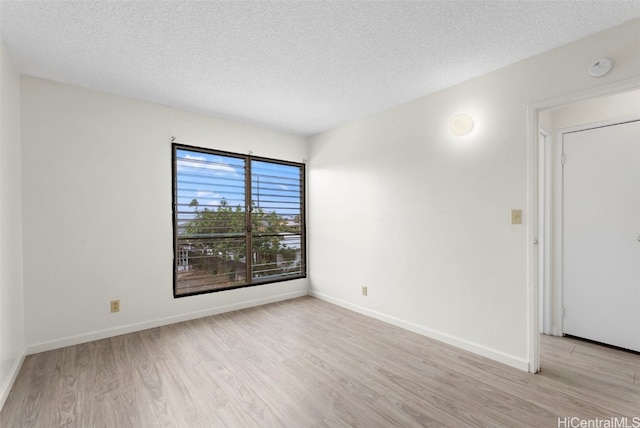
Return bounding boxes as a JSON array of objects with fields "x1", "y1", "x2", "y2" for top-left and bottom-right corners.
[{"x1": 1, "y1": 296, "x2": 639, "y2": 427}]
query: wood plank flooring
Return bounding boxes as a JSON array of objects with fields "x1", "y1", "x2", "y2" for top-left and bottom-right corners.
[{"x1": 2, "y1": 296, "x2": 639, "y2": 427}]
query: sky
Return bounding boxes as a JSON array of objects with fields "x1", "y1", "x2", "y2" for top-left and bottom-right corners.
[{"x1": 175, "y1": 148, "x2": 303, "y2": 227}]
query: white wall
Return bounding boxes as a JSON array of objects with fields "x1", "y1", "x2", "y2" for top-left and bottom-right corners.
[
  {"x1": 308, "y1": 19, "x2": 640, "y2": 370},
  {"x1": 0, "y1": 39, "x2": 25, "y2": 407},
  {"x1": 545, "y1": 88, "x2": 640, "y2": 130},
  {"x1": 21, "y1": 77, "x2": 308, "y2": 352}
]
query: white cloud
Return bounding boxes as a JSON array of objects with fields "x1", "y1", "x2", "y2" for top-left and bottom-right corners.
[
  {"x1": 191, "y1": 191, "x2": 221, "y2": 207},
  {"x1": 177, "y1": 154, "x2": 240, "y2": 176}
]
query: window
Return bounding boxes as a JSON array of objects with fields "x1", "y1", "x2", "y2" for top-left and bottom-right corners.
[{"x1": 172, "y1": 144, "x2": 306, "y2": 297}]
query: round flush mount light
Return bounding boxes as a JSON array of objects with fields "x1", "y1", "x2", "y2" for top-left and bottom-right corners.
[
  {"x1": 588, "y1": 58, "x2": 613, "y2": 78},
  {"x1": 449, "y1": 113, "x2": 474, "y2": 136}
]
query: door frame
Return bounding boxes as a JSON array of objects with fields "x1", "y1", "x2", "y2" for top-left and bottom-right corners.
[
  {"x1": 526, "y1": 76, "x2": 640, "y2": 373},
  {"x1": 538, "y1": 128, "x2": 552, "y2": 336}
]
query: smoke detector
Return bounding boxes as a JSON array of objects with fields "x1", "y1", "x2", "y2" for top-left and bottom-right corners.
[{"x1": 588, "y1": 58, "x2": 613, "y2": 78}]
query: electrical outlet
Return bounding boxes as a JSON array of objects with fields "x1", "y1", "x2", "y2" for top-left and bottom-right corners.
[
  {"x1": 362, "y1": 286, "x2": 368, "y2": 296},
  {"x1": 110, "y1": 300, "x2": 120, "y2": 313}
]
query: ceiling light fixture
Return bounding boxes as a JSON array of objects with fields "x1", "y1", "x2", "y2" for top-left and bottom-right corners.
[{"x1": 449, "y1": 113, "x2": 474, "y2": 136}]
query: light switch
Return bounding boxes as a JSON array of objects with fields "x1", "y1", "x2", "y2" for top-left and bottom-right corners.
[{"x1": 511, "y1": 209, "x2": 523, "y2": 225}]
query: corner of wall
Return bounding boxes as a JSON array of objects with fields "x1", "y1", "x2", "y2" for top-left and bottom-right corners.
[
  {"x1": 0, "y1": 38, "x2": 26, "y2": 411},
  {"x1": 0, "y1": 350, "x2": 25, "y2": 411}
]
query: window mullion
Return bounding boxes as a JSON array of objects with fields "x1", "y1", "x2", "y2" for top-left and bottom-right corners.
[{"x1": 244, "y1": 158, "x2": 253, "y2": 283}]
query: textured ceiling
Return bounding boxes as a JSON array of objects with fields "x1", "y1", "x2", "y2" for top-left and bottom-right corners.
[{"x1": 1, "y1": 1, "x2": 640, "y2": 136}]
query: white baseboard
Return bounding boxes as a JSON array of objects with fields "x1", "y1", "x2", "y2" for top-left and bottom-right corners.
[
  {"x1": 0, "y1": 348, "x2": 25, "y2": 412},
  {"x1": 309, "y1": 291, "x2": 529, "y2": 372},
  {"x1": 26, "y1": 290, "x2": 308, "y2": 355}
]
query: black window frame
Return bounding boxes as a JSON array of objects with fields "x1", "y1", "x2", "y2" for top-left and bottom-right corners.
[{"x1": 172, "y1": 143, "x2": 307, "y2": 298}]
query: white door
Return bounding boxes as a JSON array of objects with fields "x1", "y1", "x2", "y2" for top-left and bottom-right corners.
[{"x1": 563, "y1": 120, "x2": 640, "y2": 352}]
